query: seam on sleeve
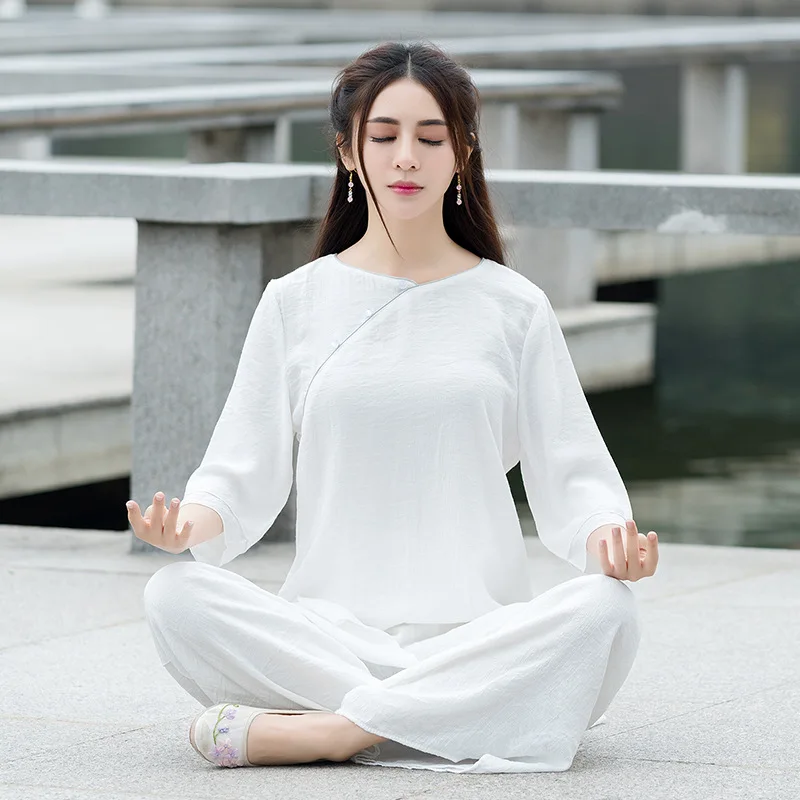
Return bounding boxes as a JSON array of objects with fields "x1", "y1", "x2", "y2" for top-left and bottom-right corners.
[
  {"x1": 515, "y1": 295, "x2": 547, "y2": 435},
  {"x1": 267, "y1": 279, "x2": 289, "y2": 368},
  {"x1": 569, "y1": 510, "x2": 629, "y2": 570},
  {"x1": 181, "y1": 489, "x2": 245, "y2": 547}
]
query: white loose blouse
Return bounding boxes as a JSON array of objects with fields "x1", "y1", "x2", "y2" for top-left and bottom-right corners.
[{"x1": 183, "y1": 253, "x2": 632, "y2": 631}]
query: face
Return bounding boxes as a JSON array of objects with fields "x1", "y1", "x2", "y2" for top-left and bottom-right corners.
[{"x1": 339, "y1": 78, "x2": 470, "y2": 221}]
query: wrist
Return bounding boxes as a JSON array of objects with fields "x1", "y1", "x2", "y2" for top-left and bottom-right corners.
[{"x1": 586, "y1": 523, "x2": 617, "y2": 561}]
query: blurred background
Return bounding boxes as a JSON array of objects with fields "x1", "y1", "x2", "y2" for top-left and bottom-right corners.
[
  {"x1": 1, "y1": 0, "x2": 798, "y2": 552},
  {"x1": 15, "y1": 1, "x2": 800, "y2": 14}
]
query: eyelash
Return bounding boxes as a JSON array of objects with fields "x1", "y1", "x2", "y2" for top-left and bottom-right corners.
[{"x1": 369, "y1": 136, "x2": 444, "y2": 147}]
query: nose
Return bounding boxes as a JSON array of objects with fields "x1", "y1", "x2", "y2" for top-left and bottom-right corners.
[{"x1": 393, "y1": 134, "x2": 419, "y2": 172}]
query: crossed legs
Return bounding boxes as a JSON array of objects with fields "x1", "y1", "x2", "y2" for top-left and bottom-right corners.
[{"x1": 145, "y1": 562, "x2": 640, "y2": 770}]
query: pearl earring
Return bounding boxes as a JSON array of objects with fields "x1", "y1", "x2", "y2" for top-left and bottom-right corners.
[
  {"x1": 456, "y1": 172, "x2": 462, "y2": 206},
  {"x1": 347, "y1": 171, "x2": 354, "y2": 203}
]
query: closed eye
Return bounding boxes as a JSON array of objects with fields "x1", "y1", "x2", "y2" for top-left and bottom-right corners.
[{"x1": 369, "y1": 136, "x2": 444, "y2": 147}]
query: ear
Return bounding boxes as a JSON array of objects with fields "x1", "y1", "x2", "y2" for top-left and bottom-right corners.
[
  {"x1": 336, "y1": 134, "x2": 355, "y2": 173},
  {"x1": 461, "y1": 131, "x2": 476, "y2": 172}
]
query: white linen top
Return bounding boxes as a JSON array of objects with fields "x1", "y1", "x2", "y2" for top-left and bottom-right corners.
[{"x1": 183, "y1": 253, "x2": 632, "y2": 631}]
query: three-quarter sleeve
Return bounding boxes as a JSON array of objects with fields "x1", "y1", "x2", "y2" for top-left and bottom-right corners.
[
  {"x1": 517, "y1": 292, "x2": 632, "y2": 574},
  {"x1": 182, "y1": 279, "x2": 294, "y2": 567}
]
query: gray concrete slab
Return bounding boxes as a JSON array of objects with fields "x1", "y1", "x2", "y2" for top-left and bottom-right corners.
[
  {"x1": 1, "y1": 18, "x2": 799, "y2": 75},
  {"x1": 1, "y1": 524, "x2": 798, "y2": 798},
  {"x1": 4, "y1": 190, "x2": 800, "y2": 290},
  {"x1": 0, "y1": 10, "x2": 567, "y2": 55},
  {"x1": 0, "y1": 284, "x2": 132, "y2": 413},
  {"x1": 0, "y1": 69, "x2": 622, "y2": 140},
  {"x1": 0, "y1": 65, "x2": 336, "y2": 96},
  {"x1": 0, "y1": 212, "x2": 137, "y2": 286},
  {"x1": 0, "y1": 8, "x2": 681, "y2": 56},
  {"x1": 596, "y1": 681, "x2": 800, "y2": 772},
  {"x1": 5, "y1": 160, "x2": 800, "y2": 235}
]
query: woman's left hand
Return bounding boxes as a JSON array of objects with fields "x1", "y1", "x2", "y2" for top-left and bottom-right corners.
[{"x1": 599, "y1": 520, "x2": 659, "y2": 582}]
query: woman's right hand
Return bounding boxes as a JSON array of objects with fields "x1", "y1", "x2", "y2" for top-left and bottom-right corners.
[{"x1": 126, "y1": 492, "x2": 194, "y2": 554}]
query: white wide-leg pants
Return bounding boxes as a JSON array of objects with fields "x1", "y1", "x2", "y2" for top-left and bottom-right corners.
[{"x1": 143, "y1": 561, "x2": 641, "y2": 773}]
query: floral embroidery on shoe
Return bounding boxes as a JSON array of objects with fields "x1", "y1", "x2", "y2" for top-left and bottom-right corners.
[
  {"x1": 211, "y1": 740, "x2": 241, "y2": 767},
  {"x1": 208, "y1": 703, "x2": 242, "y2": 767}
]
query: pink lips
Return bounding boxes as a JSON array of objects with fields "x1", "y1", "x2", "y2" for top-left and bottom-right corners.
[{"x1": 390, "y1": 185, "x2": 422, "y2": 195}]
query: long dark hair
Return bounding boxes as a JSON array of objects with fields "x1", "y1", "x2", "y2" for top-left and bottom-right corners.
[{"x1": 310, "y1": 40, "x2": 507, "y2": 266}]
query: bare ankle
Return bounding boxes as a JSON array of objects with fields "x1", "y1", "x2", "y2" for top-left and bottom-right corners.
[{"x1": 330, "y1": 713, "x2": 387, "y2": 760}]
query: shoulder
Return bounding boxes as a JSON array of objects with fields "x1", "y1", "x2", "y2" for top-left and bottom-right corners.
[
  {"x1": 477, "y1": 258, "x2": 552, "y2": 324},
  {"x1": 480, "y1": 258, "x2": 545, "y2": 298},
  {"x1": 262, "y1": 254, "x2": 335, "y2": 308},
  {"x1": 266, "y1": 254, "x2": 332, "y2": 293}
]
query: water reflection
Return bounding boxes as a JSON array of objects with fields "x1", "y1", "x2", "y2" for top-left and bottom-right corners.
[{"x1": 588, "y1": 258, "x2": 800, "y2": 550}]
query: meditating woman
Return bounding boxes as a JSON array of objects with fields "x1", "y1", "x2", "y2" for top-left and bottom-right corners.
[{"x1": 129, "y1": 40, "x2": 659, "y2": 774}]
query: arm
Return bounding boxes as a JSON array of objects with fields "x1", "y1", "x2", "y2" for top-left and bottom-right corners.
[
  {"x1": 179, "y1": 279, "x2": 295, "y2": 567},
  {"x1": 517, "y1": 292, "x2": 632, "y2": 574}
]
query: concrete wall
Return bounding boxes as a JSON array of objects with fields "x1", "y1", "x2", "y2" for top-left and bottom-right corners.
[
  {"x1": 337, "y1": 0, "x2": 800, "y2": 13},
  {"x1": 33, "y1": 0, "x2": 800, "y2": 16},
  {"x1": 25, "y1": 0, "x2": 800, "y2": 14}
]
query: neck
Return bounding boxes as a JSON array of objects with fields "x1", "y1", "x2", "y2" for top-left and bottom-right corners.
[{"x1": 357, "y1": 199, "x2": 457, "y2": 276}]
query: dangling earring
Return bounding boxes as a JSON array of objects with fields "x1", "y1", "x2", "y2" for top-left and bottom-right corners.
[
  {"x1": 347, "y1": 171, "x2": 354, "y2": 203},
  {"x1": 456, "y1": 172, "x2": 462, "y2": 206}
]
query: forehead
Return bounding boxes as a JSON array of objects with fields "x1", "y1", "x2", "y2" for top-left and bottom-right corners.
[{"x1": 367, "y1": 79, "x2": 444, "y2": 121}]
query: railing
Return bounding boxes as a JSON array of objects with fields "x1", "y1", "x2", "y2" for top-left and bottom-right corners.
[
  {"x1": 0, "y1": 7, "x2": 606, "y2": 51},
  {"x1": 6, "y1": 21, "x2": 794, "y2": 174},
  {"x1": 0, "y1": 69, "x2": 621, "y2": 307},
  {"x1": 0, "y1": 69, "x2": 621, "y2": 165}
]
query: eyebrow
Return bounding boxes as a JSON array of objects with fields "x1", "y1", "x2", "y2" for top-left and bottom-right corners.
[{"x1": 366, "y1": 117, "x2": 446, "y2": 127}]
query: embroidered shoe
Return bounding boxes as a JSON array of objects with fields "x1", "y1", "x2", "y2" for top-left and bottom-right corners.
[{"x1": 188, "y1": 702, "x2": 330, "y2": 768}]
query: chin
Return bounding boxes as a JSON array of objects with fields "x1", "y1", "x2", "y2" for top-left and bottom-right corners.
[{"x1": 379, "y1": 195, "x2": 438, "y2": 220}]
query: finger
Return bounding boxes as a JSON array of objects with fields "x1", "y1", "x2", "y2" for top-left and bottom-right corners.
[
  {"x1": 144, "y1": 504, "x2": 154, "y2": 522},
  {"x1": 126, "y1": 500, "x2": 146, "y2": 538},
  {"x1": 598, "y1": 537, "x2": 615, "y2": 576},
  {"x1": 643, "y1": 531, "x2": 659, "y2": 574},
  {"x1": 626, "y1": 521, "x2": 642, "y2": 580},
  {"x1": 178, "y1": 517, "x2": 195, "y2": 541},
  {"x1": 178, "y1": 518, "x2": 195, "y2": 539},
  {"x1": 611, "y1": 526, "x2": 626, "y2": 578},
  {"x1": 152, "y1": 491, "x2": 166, "y2": 529},
  {"x1": 163, "y1": 497, "x2": 180, "y2": 538}
]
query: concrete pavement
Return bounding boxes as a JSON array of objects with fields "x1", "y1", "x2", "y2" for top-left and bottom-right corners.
[{"x1": 1, "y1": 522, "x2": 798, "y2": 799}]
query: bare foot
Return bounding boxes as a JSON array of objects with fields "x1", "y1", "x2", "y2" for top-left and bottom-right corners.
[{"x1": 246, "y1": 712, "x2": 386, "y2": 765}]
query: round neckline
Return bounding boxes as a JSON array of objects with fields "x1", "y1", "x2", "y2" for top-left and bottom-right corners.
[{"x1": 330, "y1": 253, "x2": 486, "y2": 287}]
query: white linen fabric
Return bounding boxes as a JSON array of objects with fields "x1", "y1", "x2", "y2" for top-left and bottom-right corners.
[
  {"x1": 152, "y1": 252, "x2": 641, "y2": 773},
  {"x1": 144, "y1": 561, "x2": 640, "y2": 773}
]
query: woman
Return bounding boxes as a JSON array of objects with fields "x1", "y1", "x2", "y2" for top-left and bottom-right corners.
[{"x1": 131, "y1": 40, "x2": 659, "y2": 774}]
